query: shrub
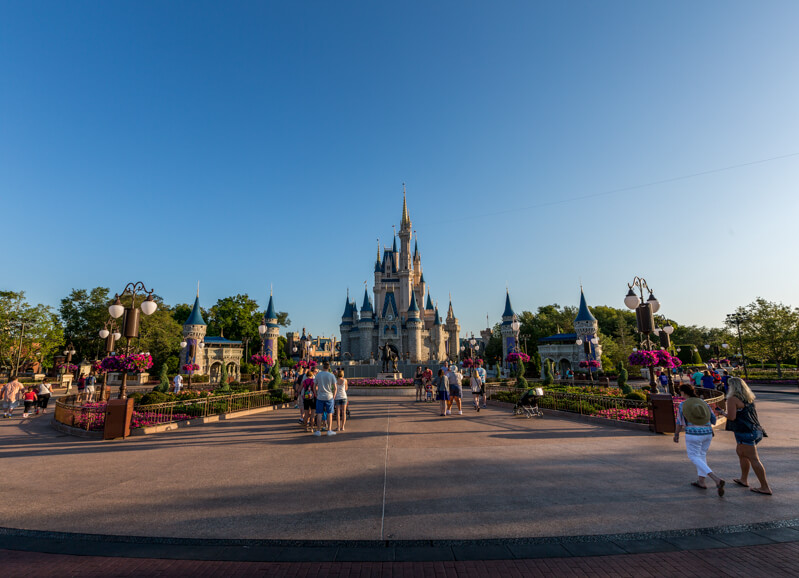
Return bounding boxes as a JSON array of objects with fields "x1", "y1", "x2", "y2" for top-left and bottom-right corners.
[
  {"x1": 616, "y1": 361, "x2": 631, "y2": 395},
  {"x1": 625, "y1": 391, "x2": 647, "y2": 401},
  {"x1": 542, "y1": 359, "x2": 554, "y2": 387},
  {"x1": 140, "y1": 391, "x2": 169, "y2": 406},
  {"x1": 220, "y1": 363, "x2": 228, "y2": 385},
  {"x1": 270, "y1": 364, "x2": 282, "y2": 389}
]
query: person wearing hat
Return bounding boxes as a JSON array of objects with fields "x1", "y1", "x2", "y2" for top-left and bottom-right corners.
[
  {"x1": 446, "y1": 365, "x2": 463, "y2": 415},
  {"x1": 673, "y1": 383, "x2": 725, "y2": 496}
]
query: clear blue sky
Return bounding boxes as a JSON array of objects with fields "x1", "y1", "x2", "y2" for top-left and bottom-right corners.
[{"x1": 2, "y1": 1, "x2": 799, "y2": 339}]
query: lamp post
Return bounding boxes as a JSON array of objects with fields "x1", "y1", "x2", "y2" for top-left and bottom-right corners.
[
  {"x1": 258, "y1": 316, "x2": 268, "y2": 390},
  {"x1": 107, "y1": 282, "x2": 158, "y2": 399},
  {"x1": 98, "y1": 319, "x2": 121, "y2": 401},
  {"x1": 61, "y1": 342, "x2": 77, "y2": 392},
  {"x1": 624, "y1": 277, "x2": 660, "y2": 388},
  {"x1": 575, "y1": 336, "x2": 599, "y2": 384},
  {"x1": 655, "y1": 323, "x2": 675, "y2": 395},
  {"x1": 726, "y1": 313, "x2": 749, "y2": 380},
  {"x1": 704, "y1": 342, "x2": 729, "y2": 368}
]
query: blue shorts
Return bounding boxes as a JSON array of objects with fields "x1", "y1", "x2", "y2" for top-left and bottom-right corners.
[
  {"x1": 734, "y1": 430, "x2": 763, "y2": 446},
  {"x1": 449, "y1": 386, "x2": 462, "y2": 397},
  {"x1": 316, "y1": 399, "x2": 334, "y2": 415},
  {"x1": 437, "y1": 390, "x2": 449, "y2": 401},
  {"x1": 335, "y1": 399, "x2": 348, "y2": 406}
]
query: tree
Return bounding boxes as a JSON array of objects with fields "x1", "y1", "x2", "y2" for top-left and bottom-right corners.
[
  {"x1": 269, "y1": 363, "x2": 281, "y2": 390},
  {"x1": 0, "y1": 291, "x2": 64, "y2": 373},
  {"x1": 616, "y1": 361, "x2": 631, "y2": 394},
  {"x1": 59, "y1": 287, "x2": 111, "y2": 361},
  {"x1": 276, "y1": 312, "x2": 291, "y2": 327},
  {"x1": 206, "y1": 294, "x2": 262, "y2": 349},
  {"x1": 729, "y1": 299, "x2": 799, "y2": 377},
  {"x1": 171, "y1": 302, "x2": 209, "y2": 326}
]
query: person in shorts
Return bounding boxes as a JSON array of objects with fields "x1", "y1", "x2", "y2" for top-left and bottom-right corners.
[
  {"x1": 470, "y1": 369, "x2": 482, "y2": 412},
  {"x1": 22, "y1": 386, "x2": 38, "y2": 418},
  {"x1": 38, "y1": 380, "x2": 53, "y2": 414},
  {"x1": 434, "y1": 369, "x2": 449, "y2": 416},
  {"x1": 446, "y1": 365, "x2": 463, "y2": 415},
  {"x1": 334, "y1": 369, "x2": 348, "y2": 431},
  {"x1": 300, "y1": 371, "x2": 316, "y2": 432},
  {"x1": 76, "y1": 374, "x2": 86, "y2": 401},
  {"x1": 173, "y1": 373, "x2": 183, "y2": 394},
  {"x1": 2, "y1": 378, "x2": 25, "y2": 418},
  {"x1": 313, "y1": 362, "x2": 337, "y2": 437},
  {"x1": 85, "y1": 372, "x2": 97, "y2": 401},
  {"x1": 414, "y1": 366, "x2": 425, "y2": 402}
]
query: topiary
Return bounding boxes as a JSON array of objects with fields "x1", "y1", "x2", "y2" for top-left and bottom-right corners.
[
  {"x1": 269, "y1": 364, "x2": 282, "y2": 390},
  {"x1": 542, "y1": 359, "x2": 554, "y2": 387},
  {"x1": 624, "y1": 390, "x2": 647, "y2": 401},
  {"x1": 220, "y1": 363, "x2": 228, "y2": 386},
  {"x1": 616, "y1": 361, "x2": 631, "y2": 395}
]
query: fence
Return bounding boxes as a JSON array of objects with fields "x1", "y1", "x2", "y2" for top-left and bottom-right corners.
[
  {"x1": 486, "y1": 384, "x2": 650, "y2": 425},
  {"x1": 54, "y1": 388, "x2": 295, "y2": 432}
]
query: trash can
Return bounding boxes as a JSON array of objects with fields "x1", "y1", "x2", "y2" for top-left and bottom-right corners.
[
  {"x1": 649, "y1": 393, "x2": 676, "y2": 434},
  {"x1": 104, "y1": 398, "x2": 134, "y2": 440}
]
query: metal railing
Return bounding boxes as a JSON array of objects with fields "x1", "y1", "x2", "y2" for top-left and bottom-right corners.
[
  {"x1": 486, "y1": 384, "x2": 650, "y2": 424},
  {"x1": 53, "y1": 388, "x2": 295, "y2": 431}
]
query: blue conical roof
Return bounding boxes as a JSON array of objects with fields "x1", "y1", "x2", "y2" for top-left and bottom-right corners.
[
  {"x1": 408, "y1": 290, "x2": 420, "y2": 314},
  {"x1": 575, "y1": 289, "x2": 596, "y2": 323},
  {"x1": 425, "y1": 293, "x2": 434, "y2": 310},
  {"x1": 265, "y1": 295, "x2": 277, "y2": 321},
  {"x1": 392, "y1": 236, "x2": 398, "y2": 252},
  {"x1": 342, "y1": 297, "x2": 352, "y2": 318},
  {"x1": 502, "y1": 291, "x2": 515, "y2": 318},
  {"x1": 433, "y1": 307, "x2": 442, "y2": 326},
  {"x1": 414, "y1": 238, "x2": 419, "y2": 258},
  {"x1": 186, "y1": 295, "x2": 206, "y2": 326},
  {"x1": 361, "y1": 288, "x2": 373, "y2": 312},
  {"x1": 420, "y1": 272, "x2": 425, "y2": 284}
]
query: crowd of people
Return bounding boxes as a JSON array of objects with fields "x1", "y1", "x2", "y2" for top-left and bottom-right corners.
[
  {"x1": 293, "y1": 361, "x2": 348, "y2": 436},
  {"x1": 412, "y1": 361, "x2": 486, "y2": 416},
  {"x1": 1, "y1": 377, "x2": 54, "y2": 418}
]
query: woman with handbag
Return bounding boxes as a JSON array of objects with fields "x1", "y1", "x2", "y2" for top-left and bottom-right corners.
[{"x1": 717, "y1": 377, "x2": 772, "y2": 495}]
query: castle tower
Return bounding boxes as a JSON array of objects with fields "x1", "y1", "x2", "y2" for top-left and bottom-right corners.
[
  {"x1": 398, "y1": 186, "x2": 413, "y2": 316},
  {"x1": 263, "y1": 292, "x2": 280, "y2": 363},
  {"x1": 339, "y1": 294, "x2": 354, "y2": 359},
  {"x1": 358, "y1": 288, "x2": 375, "y2": 360},
  {"x1": 406, "y1": 289, "x2": 423, "y2": 362},
  {"x1": 574, "y1": 288, "x2": 602, "y2": 366},
  {"x1": 431, "y1": 307, "x2": 447, "y2": 361},
  {"x1": 445, "y1": 298, "x2": 460, "y2": 362},
  {"x1": 183, "y1": 290, "x2": 207, "y2": 374},
  {"x1": 500, "y1": 290, "x2": 518, "y2": 370}
]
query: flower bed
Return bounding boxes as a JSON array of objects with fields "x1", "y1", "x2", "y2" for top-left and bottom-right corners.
[
  {"x1": 347, "y1": 378, "x2": 414, "y2": 386},
  {"x1": 71, "y1": 402, "x2": 194, "y2": 431}
]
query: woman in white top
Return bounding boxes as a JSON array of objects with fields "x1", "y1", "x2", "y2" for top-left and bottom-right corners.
[
  {"x1": 37, "y1": 381, "x2": 53, "y2": 413},
  {"x1": 334, "y1": 370, "x2": 348, "y2": 431}
]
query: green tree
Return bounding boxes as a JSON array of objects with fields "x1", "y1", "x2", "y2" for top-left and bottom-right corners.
[
  {"x1": 616, "y1": 361, "x2": 631, "y2": 394},
  {"x1": 59, "y1": 287, "x2": 111, "y2": 361},
  {"x1": 0, "y1": 291, "x2": 64, "y2": 373},
  {"x1": 269, "y1": 363, "x2": 281, "y2": 390},
  {"x1": 220, "y1": 362, "x2": 229, "y2": 385},
  {"x1": 729, "y1": 298, "x2": 799, "y2": 377},
  {"x1": 542, "y1": 359, "x2": 554, "y2": 387},
  {"x1": 207, "y1": 294, "x2": 261, "y2": 346}
]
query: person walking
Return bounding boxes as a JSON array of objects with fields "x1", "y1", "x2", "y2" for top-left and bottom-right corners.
[
  {"x1": 717, "y1": 377, "x2": 772, "y2": 495},
  {"x1": 22, "y1": 386, "x2": 38, "y2": 418},
  {"x1": 470, "y1": 369, "x2": 482, "y2": 412},
  {"x1": 447, "y1": 365, "x2": 463, "y2": 415},
  {"x1": 293, "y1": 369, "x2": 305, "y2": 418},
  {"x1": 313, "y1": 361, "x2": 337, "y2": 437},
  {"x1": 85, "y1": 372, "x2": 97, "y2": 402},
  {"x1": 414, "y1": 366, "x2": 425, "y2": 402},
  {"x1": 692, "y1": 369, "x2": 704, "y2": 386},
  {"x1": 422, "y1": 366, "x2": 433, "y2": 402},
  {"x1": 474, "y1": 360, "x2": 488, "y2": 408},
  {"x1": 37, "y1": 380, "x2": 53, "y2": 414},
  {"x1": 300, "y1": 371, "x2": 316, "y2": 431},
  {"x1": 76, "y1": 374, "x2": 86, "y2": 401},
  {"x1": 173, "y1": 373, "x2": 183, "y2": 394},
  {"x1": 673, "y1": 383, "x2": 725, "y2": 496},
  {"x1": 701, "y1": 370, "x2": 715, "y2": 390},
  {"x1": 334, "y1": 369, "x2": 348, "y2": 431},
  {"x1": 434, "y1": 369, "x2": 449, "y2": 416},
  {"x1": 2, "y1": 377, "x2": 25, "y2": 418}
]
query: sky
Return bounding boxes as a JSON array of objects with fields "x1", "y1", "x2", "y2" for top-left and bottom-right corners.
[{"x1": 2, "y1": 1, "x2": 799, "y2": 339}]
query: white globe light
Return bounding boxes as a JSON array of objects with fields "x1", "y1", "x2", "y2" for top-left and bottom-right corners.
[
  {"x1": 109, "y1": 303, "x2": 124, "y2": 319},
  {"x1": 575, "y1": 338, "x2": 583, "y2": 346},
  {"x1": 180, "y1": 341, "x2": 187, "y2": 348},
  {"x1": 653, "y1": 328, "x2": 661, "y2": 335},
  {"x1": 591, "y1": 337, "x2": 599, "y2": 345},
  {"x1": 198, "y1": 342, "x2": 205, "y2": 349},
  {"x1": 99, "y1": 329, "x2": 110, "y2": 339},
  {"x1": 647, "y1": 293, "x2": 660, "y2": 314},
  {"x1": 113, "y1": 332, "x2": 121, "y2": 341},
  {"x1": 663, "y1": 325, "x2": 674, "y2": 335},
  {"x1": 722, "y1": 343, "x2": 729, "y2": 349},
  {"x1": 140, "y1": 298, "x2": 157, "y2": 316},
  {"x1": 258, "y1": 324, "x2": 267, "y2": 335},
  {"x1": 704, "y1": 344, "x2": 710, "y2": 349},
  {"x1": 624, "y1": 289, "x2": 640, "y2": 310}
]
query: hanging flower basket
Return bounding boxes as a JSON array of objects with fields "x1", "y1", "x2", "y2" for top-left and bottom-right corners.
[
  {"x1": 461, "y1": 358, "x2": 484, "y2": 369},
  {"x1": 628, "y1": 350, "x2": 681, "y2": 368},
  {"x1": 99, "y1": 354, "x2": 153, "y2": 374},
  {"x1": 182, "y1": 363, "x2": 200, "y2": 373},
  {"x1": 506, "y1": 352, "x2": 530, "y2": 363},
  {"x1": 56, "y1": 362, "x2": 78, "y2": 372},
  {"x1": 578, "y1": 360, "x2": 601, "y2": 369},
  {"x1": 296, "y1": 359, "x2": 317, "y2": 369},
  {"x1": 251, "y1": 354, "x2": 274, "y2": 367}
]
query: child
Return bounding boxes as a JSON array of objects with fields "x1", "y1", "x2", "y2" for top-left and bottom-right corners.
[{"x1": 22, "y1": 387, "x2": 38, "y2": 418}]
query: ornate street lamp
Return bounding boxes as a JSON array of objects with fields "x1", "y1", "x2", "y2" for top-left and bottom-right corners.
[
  {"x1": 257, "y1": 315, "x2": 268, "y2": 390},
  {"x1": 726, "y1": 313, "x2": 749, "y2": 379},
  {"x1": 98, "y1": 319, "x2": 121, "y2": 401},
  {"x1": 575, "y1": 336, "x2": 600, "y2": 384},
  {"x1": 61, "y1": 342, "x2": 77, "y2": 391},
  {"x1": 108, "y1": 282, "x2": 157, "y2": 399},
  {"x1": 624, "y1": 277, "x2": 660, "y2": 388},
  {"x1": 655, "y1": 323, "x2": 675, "y2": 394}
]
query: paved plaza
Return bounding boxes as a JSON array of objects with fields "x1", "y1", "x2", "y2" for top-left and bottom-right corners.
[{"x1": 2, "y1": 391, "x2": 798, "y2": 541}]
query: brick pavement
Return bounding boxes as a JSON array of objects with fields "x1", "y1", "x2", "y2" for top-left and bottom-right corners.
[{"x1": 2, "y1": 541, "x2": 798, "y2": 577}]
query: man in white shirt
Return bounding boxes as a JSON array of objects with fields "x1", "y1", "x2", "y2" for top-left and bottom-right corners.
[
  {"x1": 475, "y1": 361, "x2": 488, "y2": 408},
  {"x1": 313, "y1": 361, "x2": 338, "y2": 436},
  {"x1": 173, "y1": 373, "x2": 183, "y2": 394}
]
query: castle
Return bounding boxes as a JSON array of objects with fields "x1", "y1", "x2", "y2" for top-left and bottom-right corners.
[{"x1": 339, "y1": 190, "x2": 460, "y2": 363}]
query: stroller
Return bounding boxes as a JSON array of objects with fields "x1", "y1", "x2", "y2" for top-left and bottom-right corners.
[
  {"x1": 513, "y1": 387, "x2": 544, "y2": 418},
  {"x1": 424, "y1": 381, "x2": 434, "y2": 402}
]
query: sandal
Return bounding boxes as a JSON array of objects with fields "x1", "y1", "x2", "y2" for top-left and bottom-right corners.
[
  {"x1": 691, "y1": 481, "x2": 708, "y2": 489},
  {"x1": 732, "y1": 478, "x2": 749, "y2": 488},
  {"x1": 717, "y1": 479, "x2": 725, "y2": 497},
  {"x1": 751, "y1": 487, "x2": 773, "y2": 495}
]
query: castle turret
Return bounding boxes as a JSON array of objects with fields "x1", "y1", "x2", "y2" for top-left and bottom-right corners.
[
  {"x1": 339, "y1": 294, "x2": 354, "y2": 359},
  {"x1": 398, "y1": 187, "x2": 413, "y2": 315},
  {"x1": 263, "y1": 292, "x2": 280, "y2": 363},
  {"x1": 574, "y1": 288, "x2": 602, "y2": 367},
  {"x1": 358, "y1": 288, "x2": 375, "y2": 360},
  {"x1": 406, "y1": 289, "x2": 423, "y2": 362},
  {"x1": 183, "y1": 290, "x2": 208, "y2": 374},
  {"x1": 500, "y1": 290, "x2": 518, "y2": 371},
  {"x1": 431, "y1": 306, "x2": 448, "y2": 361},
  {"x1": 445, "y1": 297, "x2": 460, "y2": 362}
]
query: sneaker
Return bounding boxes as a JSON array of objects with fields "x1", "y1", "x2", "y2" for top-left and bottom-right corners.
[
  {"x1": 327, "y1": 430, "x2": 336, "y2": 436},
  {"x1": 477, "y1": 406, "x2": 480, "y2": 412},
  {"x1": 458, "y1": 411, "x2": 463, "y2": 415},
  {"x1": 313, "y1": 430, "x2": 322, "y2": 437},
  {"x1": 446, "y1": 410, "x2": 451, "y2": 415}
]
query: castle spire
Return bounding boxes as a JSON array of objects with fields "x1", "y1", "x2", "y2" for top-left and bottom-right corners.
[
  {"x1": 502, "y1": 290, "x2": 515, "y2": 319},
  {"x1": 408, "y1": 289, "x2": 420, "y2": 315},
  {"x1": 400, "y1": 183, "x2": 411, "y2": 230},
  {"x1": 186, "y1": 291, "x2": 206, "y2": 326},
  {"x1": 575, "y1": 287, "x2": 597, "y2": 323},
  {"x1": 265, "y1": 292, "x2": 277, "y2": 322}
]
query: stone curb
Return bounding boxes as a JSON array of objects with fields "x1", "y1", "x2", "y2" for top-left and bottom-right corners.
[{"x1": 1, "y1": 519, "x2": 797, "y2": 562}]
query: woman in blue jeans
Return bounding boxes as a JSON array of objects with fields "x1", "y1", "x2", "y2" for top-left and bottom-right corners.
[{"x1": 718, "y1": 377, "x2": 772, "y2": 495}]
